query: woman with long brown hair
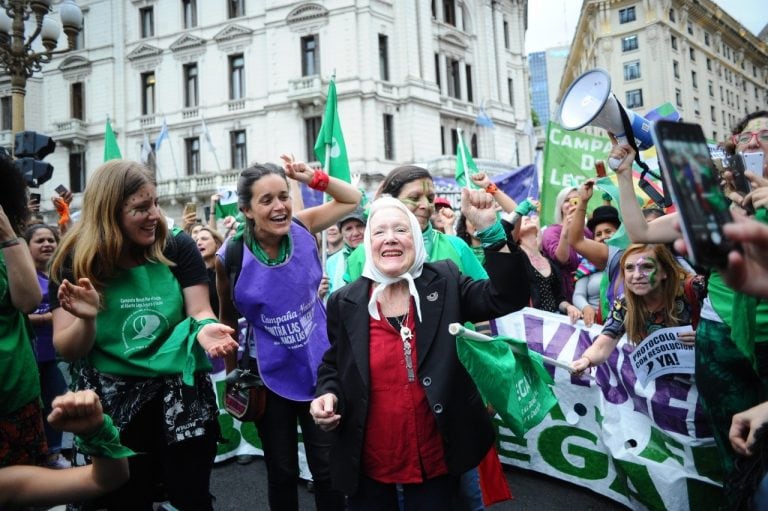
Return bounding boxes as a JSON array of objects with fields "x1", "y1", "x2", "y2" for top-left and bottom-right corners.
[
  {"x1": 49, "y1": 160, "x2": 238, "y2": 510},
  {"x1": 571, "y1": 243, "x2": 703, "y2": 373}
]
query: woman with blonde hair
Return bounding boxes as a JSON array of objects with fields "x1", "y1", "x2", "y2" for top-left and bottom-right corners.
[
  {"x1": 49, "y1": 160, "x2": 238, "y2": 510},
  {"x1": 572, "y1": 243, "x2": 704, "y2": 373}
]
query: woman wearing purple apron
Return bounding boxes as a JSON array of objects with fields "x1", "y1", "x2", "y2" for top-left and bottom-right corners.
[{"x1": 216, "y1": 155, "x2": 361, "y2": 511}]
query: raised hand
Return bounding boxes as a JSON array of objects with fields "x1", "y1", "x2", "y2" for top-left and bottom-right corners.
[
  {"x1": 460, "y1": 188, "x2": 496, "y2": 232},
  {"x1": 608, "y1": 136, "x2": 636, "y2": 175},
  {"x1": 469, "y1": 172, "x2": 492, "y2": 189},
  {"x1": 58, "y1": 278, "x2": 100, "y2": 320},
  {"x1": 280, "y1": 153, "x2": 314, "y2": 185}
]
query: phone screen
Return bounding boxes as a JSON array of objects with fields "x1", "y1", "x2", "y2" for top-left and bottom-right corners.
[{"x1": 652, "y1": 121, "x2": 735, "y2": 268}]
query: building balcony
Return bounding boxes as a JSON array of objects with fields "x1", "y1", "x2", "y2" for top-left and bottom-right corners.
[
  {"x1": 140, "y1": 115, "x2": 156, "y2": 127},
  {"x1": 156, "y1": 169, "x2": 240, "y2": 203},
  {"x1": 182, "y1": 107, "x2": 199, "y2": 119},
  {"x1": 52, "y1": 119, "x2": 89, "y2": 146},
  {"x1": 227, "y1": 99, "x2": 245, "y2": 111},
  {"x1": 287, "y1": 75, "x2": 324, "y2": 105}
]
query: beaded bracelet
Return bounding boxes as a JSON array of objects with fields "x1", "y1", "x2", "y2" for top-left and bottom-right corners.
[
  {"x1": 308, "y1": 170, "x2": 330, "y2": 192},
  {"x1": 485, "y1": 183, "x2": 498, "y2": 194},
  {"x1": 0, "y1": 237, "x2": 20, "y2": 249}
]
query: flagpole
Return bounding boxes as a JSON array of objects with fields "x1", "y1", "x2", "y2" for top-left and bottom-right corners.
[
  {"x1": 457, "y1": 127, "x2": 471, "y2": 191},
  {"x1": 319, "y1": 70, "x2": 337, "y2": 269},
  {"x1": 168, "y1": 135, "x2": 180, "y2": 180},
  {"x1": 448, "y1": 323, "x2": 590, "y2": 376}
]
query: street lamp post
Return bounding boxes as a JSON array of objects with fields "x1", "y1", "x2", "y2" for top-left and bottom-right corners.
[{"x1": 0, "y1": 0, "x2": 82, "y2": 133}]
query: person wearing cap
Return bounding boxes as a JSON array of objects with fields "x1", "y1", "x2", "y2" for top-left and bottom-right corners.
[
  {"x1": 326, "y1": 207, "x2": 366, "y2": 297},
  {"x1": 431, "y1": 197, "x2": 455, "y2": 235}
]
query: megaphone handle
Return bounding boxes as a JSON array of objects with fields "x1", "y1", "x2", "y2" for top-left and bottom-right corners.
[{"x1": 608, "y1": 134, "x2": 629, "y2": 170}]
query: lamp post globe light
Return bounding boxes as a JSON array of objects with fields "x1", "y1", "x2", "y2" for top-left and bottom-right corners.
[{"x1": 0, "y1": 0, "x2": 82, "y2": 133}]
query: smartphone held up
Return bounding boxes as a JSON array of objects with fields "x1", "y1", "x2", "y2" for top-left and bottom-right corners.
[{"x1": 651, "y1": 120, "x2": 737, "y2": 268}]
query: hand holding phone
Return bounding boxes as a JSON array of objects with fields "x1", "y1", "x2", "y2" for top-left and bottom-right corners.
[
  {"x1": 183, "y1": 202, "x2": 197, "y2": 218},
  {"x1": 742, "y1": 151, "x2": 765, "y2": 176},
  {"x1": 652, "y1": 121, "x2": 737, "y2": 268}
]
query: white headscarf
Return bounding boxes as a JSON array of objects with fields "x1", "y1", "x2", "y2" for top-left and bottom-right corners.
[{"x1": 361, "y1": 196, "x2": 427, "y2": 321}]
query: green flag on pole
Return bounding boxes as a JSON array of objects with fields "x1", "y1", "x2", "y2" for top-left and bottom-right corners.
[
  {"x1": 455, "y1": 129, "x2": 478, "y2": 188},
  {"x1": 457, "y1": 334, "x2": 557, "y2": 437},
  {"x1": 314, "y1": 79, "x2": 350, "y2": 183},
  {"x1": 104, "y1": 118, "x2": 122, "y2": 161}
]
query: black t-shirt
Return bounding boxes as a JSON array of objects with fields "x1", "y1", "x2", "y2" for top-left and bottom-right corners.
[{"x1": 49, "y1": 231, "x2": 208, "y2": 310}]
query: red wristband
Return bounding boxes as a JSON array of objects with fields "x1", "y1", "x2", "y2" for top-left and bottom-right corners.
[
  {"x1": 308, "y1": 170, "x2": 330, "y2": 192},
  {"x1": 485, "y1": 183, "x2": 498, "y2": 194}
]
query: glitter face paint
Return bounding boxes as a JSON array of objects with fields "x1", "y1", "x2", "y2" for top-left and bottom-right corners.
[{"x1": 624, "y1": 254, "x2": 662, "y2": 296}]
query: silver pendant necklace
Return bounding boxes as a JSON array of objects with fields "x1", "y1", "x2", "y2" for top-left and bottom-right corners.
[{"x1": 393, "y1": 312, "x2": 415, "y2": 382}]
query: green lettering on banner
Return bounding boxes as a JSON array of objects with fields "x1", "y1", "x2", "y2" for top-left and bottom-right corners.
[
  {"x1": 538, "y1": 426, "x2": 608, "y2": 480},
  {"x1": 610, "y1": 459, "x2": 665, "y2": 511},
  {"x1": 691, "y1": 444, "x2": 724, "y2": 484},
  {"x1": 686, "y1": 477, "x2": 725, "y2": 510},
  {"x1": 639, "y1": 427, "x2": 685, "y2": 466},
  {"x1": 494, "y1": 419, "x2": 530, "y2": 462}
]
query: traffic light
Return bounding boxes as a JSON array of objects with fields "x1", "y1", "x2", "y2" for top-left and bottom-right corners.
[{"x1": 14, "y1": 131, "x2": 56, "y2": 187}]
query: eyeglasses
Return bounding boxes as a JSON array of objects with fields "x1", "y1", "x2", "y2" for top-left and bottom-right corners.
[{"x1": 732, "y1": 129, "x2": 768, "y2": 146}]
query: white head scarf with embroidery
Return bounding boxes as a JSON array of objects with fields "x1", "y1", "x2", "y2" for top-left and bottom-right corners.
[{"x1": 362, "y1": 196, "x2": 427, "y2": 321}]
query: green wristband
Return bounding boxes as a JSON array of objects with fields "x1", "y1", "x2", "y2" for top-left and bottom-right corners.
[
  {"x1": 475, "y1": 220, "x2": 506, "y2": 248},
  {"x1": 75, "y1": 414, "x2": 135, "y2": 459}
]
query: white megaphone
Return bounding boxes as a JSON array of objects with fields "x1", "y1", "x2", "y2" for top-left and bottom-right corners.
[{"x1": 558, "y1": 68, "x2": 653, "y2": 165}]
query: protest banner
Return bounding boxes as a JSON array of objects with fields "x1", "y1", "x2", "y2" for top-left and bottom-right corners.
[
  {"x1": 630, "y1": 327, "x2": 696, "y2": 388},
  {"x1": 208, "y1": 308, "x2": 723, "y2": 509},
  {"x1": 540, "y1": 121, "x2": 663, "y2": 226},
  {"x1": 494, "y1": 308, "x2": 723, "y2": 510}
]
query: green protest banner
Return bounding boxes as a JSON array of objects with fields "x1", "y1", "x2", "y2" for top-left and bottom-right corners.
[{"x1": 540, "y1": 121, "x2": 614, "y2": 226}]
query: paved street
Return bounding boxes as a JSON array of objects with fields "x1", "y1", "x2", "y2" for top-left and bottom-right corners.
[{"x1": 209, "y1": 456, "x2": 628, "y2": 510}]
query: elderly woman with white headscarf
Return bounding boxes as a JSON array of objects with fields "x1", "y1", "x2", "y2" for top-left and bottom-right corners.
[{"x1": 310, "y1": 190, "x2": 530, "y2": 510}]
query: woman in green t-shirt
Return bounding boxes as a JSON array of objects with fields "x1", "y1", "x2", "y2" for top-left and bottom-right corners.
[
  {"x1": 0, "y1": 155, "x2": 44, "y2": 468},
  {"x1": 49, "y1": 161, "x2": 238, "y2": 510}
]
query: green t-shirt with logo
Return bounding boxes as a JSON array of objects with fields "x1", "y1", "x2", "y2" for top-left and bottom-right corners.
[
  {"x1": 0, "y1": 251, "x2": 40, "y2": 414},
  {"x1": 91, "y1": 261, "x2": 211, "y2": 377}
]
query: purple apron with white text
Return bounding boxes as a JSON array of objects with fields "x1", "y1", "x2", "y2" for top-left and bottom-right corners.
[{"x1": 234, "y1": 222, "x2": 328, "y2": 401}]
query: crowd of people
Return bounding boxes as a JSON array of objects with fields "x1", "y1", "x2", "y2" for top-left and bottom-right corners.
[{"x1": 1, "y1": 109, "x2": 768, "y2": 511}]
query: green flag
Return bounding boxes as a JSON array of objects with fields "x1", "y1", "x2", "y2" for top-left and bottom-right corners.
[
  {"x1": 104, "y1": 118, "x2": 122, "y2": 161},
  {"x1": 214, "y1": 188, "x2": 239, "y2": 220},
  {"x1": 314, "y1": 80, "x2": 350, "y2": 183},
  {"x1": 455, "y1": 130, "x2": 478, "y2": 188},
  {"x1": 457, "y1": 334, "x2": 557, "y2": 437}
]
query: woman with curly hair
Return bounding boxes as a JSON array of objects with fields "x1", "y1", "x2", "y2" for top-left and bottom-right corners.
[{"x1": 0, "y1": 155, "x2": 44, "y2": 468}]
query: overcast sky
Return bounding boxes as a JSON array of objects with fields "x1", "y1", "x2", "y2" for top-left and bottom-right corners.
[{"x1": 525, "y1": 0, "x2": 767, "y2": 54}]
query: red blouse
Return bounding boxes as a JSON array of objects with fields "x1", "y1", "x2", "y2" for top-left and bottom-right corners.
[{"x1": 362, "y1": 301, "x2": 449, "y2": 483}]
